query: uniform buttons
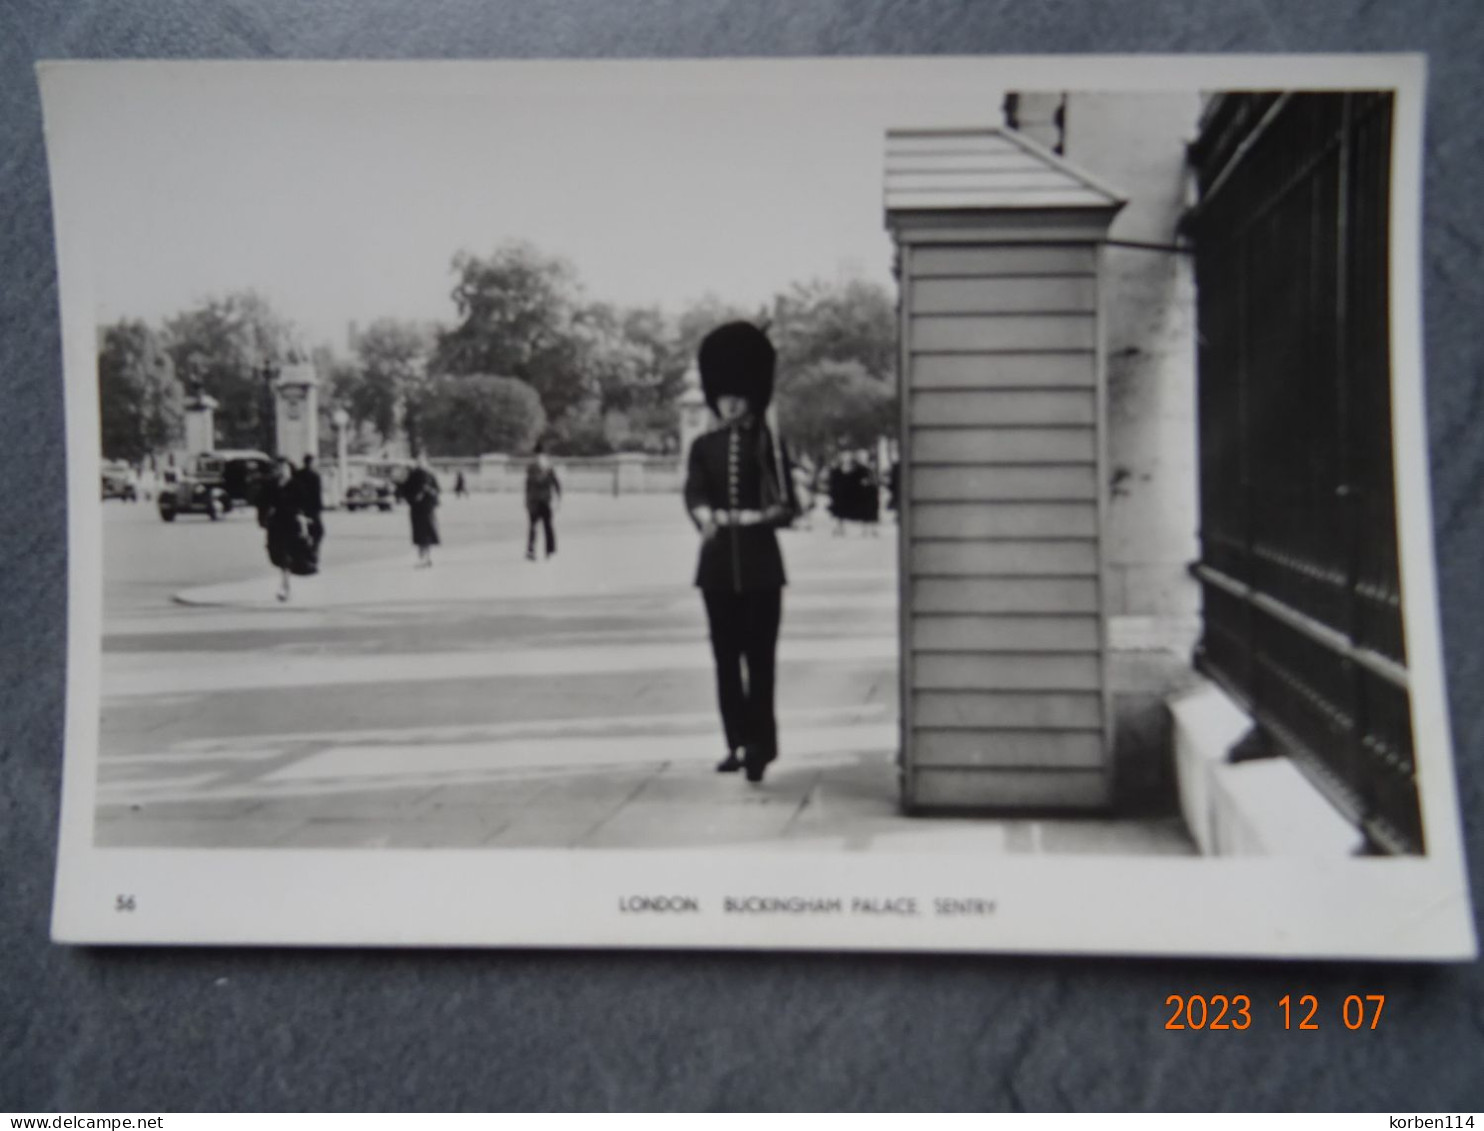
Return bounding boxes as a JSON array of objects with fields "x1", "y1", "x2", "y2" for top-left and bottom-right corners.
[{"x1": 728, "y1": 430, "x2": 739, "y2": 507}]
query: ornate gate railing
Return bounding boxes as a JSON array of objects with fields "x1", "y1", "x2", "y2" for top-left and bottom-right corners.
[{"x1": 1185, "y1": 91, "x2": 1421, "y2": 854}]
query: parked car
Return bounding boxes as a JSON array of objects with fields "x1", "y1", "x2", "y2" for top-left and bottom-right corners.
[
  {"x1": 343, "y1": 459, "x2": 415, "y2": 511},
  {"x1": 212, "y1": 450, "x2": 275, "y2": 507},
  {"x1": 101, "y1": 461, "x2": 137, "y2": 501},
  {"x1": 157, "y1": 450, "x2": 273, "y2": 522},
  {"x1": 343, "y1": 474, "x2": 396, "y2": 512}
]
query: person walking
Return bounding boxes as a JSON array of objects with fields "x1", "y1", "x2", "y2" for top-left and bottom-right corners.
[
  {"x1": 853, "y1": 449, "x2": 880, "y2": 537},
  {"x1": 256, "y1": 457, "x2": 316, "y2": 602},
  {"x1": 294, "y1": 453, "x2": 325, "y2": 552},
  {"x1": 791, "y1": 462, "x2": 815, "y2": 530},
  {"x1": 399, "y1": 453, "x2": 441, "y2": 568},
  {"x1": 827, "y1": 450, "x2": 854, "y2": 536},
  {"x1": 524, "y1": 442, "x2": 561, "y2": 561},
  {"x1": 454, "y1": 470, "x2": 468, "y2": 499},
  {"x1": 683, "y1": 322, "x2": 799, "y2": 784}
]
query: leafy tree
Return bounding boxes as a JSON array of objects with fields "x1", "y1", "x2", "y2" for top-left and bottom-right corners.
[
  {"x1": 543, "y1": 402, "x2": 613, "y2": 456},
  {"x1": 567, "y1": 303, "x2": 691, "y2": 450},
  {"x1": 97, "y1": 320, "x2": 183, "y2": 462},
  {"x1": 623, "y1": 400, "x2": 681, "y2": 452},
  {"x1": 162, "y1": 292, "x2": 302, "y2": 452},
  {"x1": 774, "y1": 359, "x2": 896, "y2": 476},
  {"x1": 413, "y1": 373, "x2": 546, "y2": 457},
  {"x1": 571, "y1": 303, "x2": 651, "y2": 415},
  {"x1": 433, "y1": 244, "x2": 591, "y2": 423},
  {"x1": 769, "y1": 277, "x2": 897, "y2": 383},
  {"x1": 346, "y1": 319, "x2": 435, "y2": 449},
  {"x1": 619, "y1": 306, "x2": 690, "y2": 413}
]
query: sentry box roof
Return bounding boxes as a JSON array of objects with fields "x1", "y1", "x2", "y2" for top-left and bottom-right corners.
[{"x1": 884, "y1": 127, "x2": 1126, "y2": 215}]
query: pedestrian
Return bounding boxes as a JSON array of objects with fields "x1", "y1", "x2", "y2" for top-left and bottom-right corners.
[
  {"x1": 886, "y1": 458, "x2": 900, "y2": 518},
  {"x1": 853, "y1": 448, "x2": 880, "y2": 536},
  {"x1": 524, "y1": 442, "x2": 561, "y2": 561},
  {"x1": 684, "y1": 322, "x2": 800, "y2": 784},
  {"x1": 827, "y1": 450, "x2": 854, "y2": 536},
  {"x1": 791, "y1": 462, "x2": 815, "y2": 530},
  {"x1": 256, "y1": 456, "x2": 317, "y2": 602},
  {"x1": 454, "y1": 470, "x2": 468, "y2": 499},
  {"x1": 294, "y1": 453, "x2": 325, "y2": 551},
  {"x1": 399, "y1": 452, "x2": 441, "y2": 568}
]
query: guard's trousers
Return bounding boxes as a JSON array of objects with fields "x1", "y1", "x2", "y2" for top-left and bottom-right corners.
[{"x1": 702, "y1": 588, "x2": 783, "y2": 758}]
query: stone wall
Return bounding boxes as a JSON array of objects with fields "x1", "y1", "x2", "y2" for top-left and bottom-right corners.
[{"x1": 1060, "y1": 93, "x2": 1205, "y2": 810}]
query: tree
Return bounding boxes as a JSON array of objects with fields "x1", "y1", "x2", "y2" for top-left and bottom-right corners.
[
  {"x1": 543, "y1": 401, "x2": 613, "y2": 457},
  {"x1": 619, "y1": 305, "x2": 690, "y2": 413},
  {"x1": 774, "y1": 359, "x2": 896, "y2": 476},
  {"x1": 345, "y1": 319, "x2": 435, "y2": 450},
  {"x1": 563, "y1": 303, "x2": 691, "y2": 450},
  {"x1": 162, "y1": 292, "x2": 302, "y2": 451},
  {"x1": 621, "y1": 399, "x2": 681, "y2": 452},
  {"x1": 769, "y1": 277, "x2": 897, "y2": 383},
  {"x1": 433, "y1": 244, "x2": 591, "y2": 423},
  {"x1": 764, "y1": 278, "x2": 898, "y2": 470},
  {"x1": 570, "y1": 302, "x2": 651, "y2": 416},
  {"x1": 413, "y1": 373, "x2": 546, "y2": 457},
  {"x1": 97, "y1": 320, "x2": 183, "y2": 462}
]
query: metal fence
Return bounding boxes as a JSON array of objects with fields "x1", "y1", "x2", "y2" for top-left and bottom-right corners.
[{"x1": 1185, "y1": 91, "x2": 1421, "y2": 854}]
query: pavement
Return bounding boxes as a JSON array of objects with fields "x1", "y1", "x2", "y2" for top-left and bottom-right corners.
[{"x1": 96, "y1": 494, "x2": 1193, "y2": 855}]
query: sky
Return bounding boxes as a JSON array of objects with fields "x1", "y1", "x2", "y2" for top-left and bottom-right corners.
[{"x1": 53, "y1": 59, "x2": 1012, "y2": 350}]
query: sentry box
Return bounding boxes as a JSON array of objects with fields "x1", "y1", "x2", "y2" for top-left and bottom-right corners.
[{"x1": 885, "y1": 126, "x2": 1126, "y2": 812}]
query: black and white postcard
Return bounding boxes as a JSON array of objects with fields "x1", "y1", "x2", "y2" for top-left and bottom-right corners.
[{"x1": 40, "y1": 54, "x2": 1476, "y2": 957}]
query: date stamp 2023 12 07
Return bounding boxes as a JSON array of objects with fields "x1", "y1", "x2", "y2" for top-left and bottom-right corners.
[{"x1": 1164, "y1": 994, "x2": 1390, "y2": 1031}]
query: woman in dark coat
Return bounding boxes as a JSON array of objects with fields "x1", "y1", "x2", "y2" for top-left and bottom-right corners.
[
  {"x1": 256, "y1": 457, "x2": 316, "y2": 602},
  {"x1": 683, "y1": 322, "x2": 800, "y2": 784},
  {"x1": 400, "y1": 453, "x2": 441, "y2": 568},
  {"x1": 827, "y1": 451, "x2": 853, "y2": 536},
  {"x1": 852, "y1": 448, "x2": 880, "y2": 535}
]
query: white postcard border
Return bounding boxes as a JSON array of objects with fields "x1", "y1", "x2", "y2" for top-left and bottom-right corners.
[{"x1": 42, "y1": 53, "x2": 1477, "y2": 959}]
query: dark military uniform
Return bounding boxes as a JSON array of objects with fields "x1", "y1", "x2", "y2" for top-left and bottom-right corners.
[{"x1": 685, "y1": 415, "x2": 799, "y2": 774}]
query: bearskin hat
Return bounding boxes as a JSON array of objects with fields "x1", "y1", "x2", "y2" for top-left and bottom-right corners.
[{"x1": 698, "y1": 321, "x2": 775, "y2": 414}]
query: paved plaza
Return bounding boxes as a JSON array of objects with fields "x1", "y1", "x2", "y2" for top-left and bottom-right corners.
[{"x1": 96, "y1": 493, "x2": 1193, "y2": 855}]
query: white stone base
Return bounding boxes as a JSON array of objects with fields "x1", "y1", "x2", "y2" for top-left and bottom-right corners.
[{"x1": 1168, "y1": 679, "x2": 1364, "y2": 857}]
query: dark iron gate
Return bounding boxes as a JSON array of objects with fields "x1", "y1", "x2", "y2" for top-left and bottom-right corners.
[{"x1": 1185, "y1": 91, "x2": 1421, "y2": 854}]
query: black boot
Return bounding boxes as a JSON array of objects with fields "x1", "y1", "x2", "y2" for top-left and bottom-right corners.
[
  {"x1": 716, "y1": 749, "x2": 743, "y2": 773},
  {"x1": 743, "y1": 743, "x2": 775, "y2": 784}
]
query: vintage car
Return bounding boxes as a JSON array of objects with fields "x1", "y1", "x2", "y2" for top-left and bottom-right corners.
[
  {"x1": 218, "y1": 450, "x2": 278, "y2": 507},
  {"x1": 157, "y1": 449, "x2": 273, "y2": 521},
  {"x1": 100, "y1": 461, "x2": 137, "y2": 501},
  {"x1": 343, "y1": 459, "x2": 415, "y2": 511},
  {"x1": 343, "y1": 475, "x2": 396, "y2": 511}
]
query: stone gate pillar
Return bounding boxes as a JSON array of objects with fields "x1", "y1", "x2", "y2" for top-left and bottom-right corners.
[
  {"x1": 677, "y1": 363, "x2": 712, "y2": 457},
  {"x1": 274, "y1": 361, "x2": 319, "y2": 466},
  {"x1": 183, "y1": 390, "x2": 218, "y2": 455}
]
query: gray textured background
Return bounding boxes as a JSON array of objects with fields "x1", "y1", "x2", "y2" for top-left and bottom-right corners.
[{"x1": 2, "y1": 0, "x2": 1481, "y2": 1112}]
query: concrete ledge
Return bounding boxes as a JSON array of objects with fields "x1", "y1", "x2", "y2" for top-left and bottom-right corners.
[{"x1": 1168, "y1": 678, "x2": 1364, "y2": 857}]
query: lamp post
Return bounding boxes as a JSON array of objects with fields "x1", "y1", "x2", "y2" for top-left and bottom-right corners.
[{"x1": 331, "y1": 407, "x2": 350, "y2": 510}]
